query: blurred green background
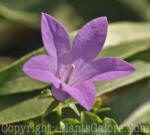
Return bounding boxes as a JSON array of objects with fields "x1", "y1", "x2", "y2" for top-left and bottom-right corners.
[
  {"x1": 0, "y1": 0, "x2": 150, "y2": 133},
  {"x1": 1, "y1": 0, "x2": 150, "y2": 68}
]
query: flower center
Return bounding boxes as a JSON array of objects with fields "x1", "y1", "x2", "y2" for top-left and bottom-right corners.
[
  {"x1": 64, "y1": 64, "x2": 75, "y2": 84},
  {"x1": 56, "y1": 64, "x2": 79, "y2": 86}
]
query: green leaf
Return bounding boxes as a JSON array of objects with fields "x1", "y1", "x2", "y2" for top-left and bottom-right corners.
[
  {"x1": 121, "y1": 102, "x2": 150, "y2": 134},
  {"x1": 81, "y1": 111, "x2": 102, "y2": 125},
  {"x1": 122, "y1": 102, "x2": 150, "y2": 126},
  {"x1": 102, "y1": 77, "x2": 150, "y2": 125},
  {"x1": 0, "y1": 90, "x2": 55, "y2": 124},
  {"x1": 69, "y1": 103, "x2": 80, "y2": 116},
  {"x1": 0, "y1": 0, "x2": 83, "y2": 31},
  {"x1": 99, "y1": 38, "x2": 150, "y2": 59},
  {"x1": 102, "y1": 118, "x2": 120, "y2": 134},
  {"x1": 60, "y1": 118, "x2": 80, "y2": 135},
  {"x1": 105, "y1": 22, "x2": 150, "y2": 47},
  {"x1": 0, "y1": 56, "x2": 14, "y2": 68},
  {"x1": 127, "y1": 49, "x2": 150, "y2": 62},
  {"x1": 98, "y1": 22, "x2": 150, "y2": 59},
  {"x1": 61, "y1": 118, "x2": 80, "y2": 129},
  {"x1": 0, "y1": 0, "x2": 59, "y2": 29},
  {"x1": 0, "y1": 4, "x2": 40, "y2": 29},
  {"x1": 68, "y1": 0, "x2": 150, "y2": 21},
  {"x1": 119, "y1": 0, "x2": 150, "y2": 21}
]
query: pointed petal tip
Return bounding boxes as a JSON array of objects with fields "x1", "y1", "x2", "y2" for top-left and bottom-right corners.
[
  {"x1": 96, "y1": 16, "x2": 108, "y2": 24},
  {"x1": 128, "y1": 65, "x2": 136, "y2": 75},
  {"x1": 41, "y1": 12, "x2": 47, "y2": 16},
  {"x1": 121, "y1": 59, "x2": 136, "y2": 73},
  {"x1": 41, "y1": 12, "x2": 56, "y2": 21},
  {"x1": 130, "y1": 65, "x2": 136, "y2": 72},
  {"x1": 41, "y1": 12, "x2": 50, "y2": 20},
  {"x1": 101, "y1": 16, "x2": 108, "y2": 28},
  {"x1": 83, "y1": 104, "x2": 94, "y2": 111},
  {"x1": 41, "y1": 12, "x2": 53, "y2": 20},
  {"x1": 91, "y1": 16, "x2": 108, "y2": 26},
  {"x1": 112, "y1": 57, "x2": 136, "y2": 73},
  {"x1": 101, "y1": 16, "x2": 108, "y2": 21},
  {"x1": 41, "y1": 12, "x2": 46, "y2": 18}
]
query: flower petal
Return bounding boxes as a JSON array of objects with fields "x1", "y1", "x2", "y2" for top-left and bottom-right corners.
[
  {"x1": 41, "y1": 13, "x2": 71, "y2": 65},
  {"x1": 23, "y1": 55, "x2": 60, "y2": 86},
  {"x1": 80, "y1": 57, "x2": 136, "y2": 82},
  {"x1": 63, "y1": 82, "x2": 96, "y2": 110},
  {"x1": 51, "y1": 84, "x2": 70, "y2": 101},
  {"x1": 72, "y1": 17, "x2": 108, "y2": 64}
]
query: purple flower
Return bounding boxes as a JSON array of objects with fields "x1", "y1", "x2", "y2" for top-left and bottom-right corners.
[{"x1": 23, "y1": 13, "x2": 135, "y2": 110}]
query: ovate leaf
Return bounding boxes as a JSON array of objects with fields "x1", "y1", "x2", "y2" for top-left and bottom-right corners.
[
  {"x1": 122, "y1": 102, "x2": 150, "y2": 126},
  {"x1": 102, "y1": 77, "x2": 150, "y2": 125},
  {"x1": 0, "y1": 90, "x2": 55, "y2": 124}
]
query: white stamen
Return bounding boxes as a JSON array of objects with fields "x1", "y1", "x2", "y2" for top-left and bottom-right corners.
[{"x1": 65, "y1": 64, "x2": 75, "y2": 84}]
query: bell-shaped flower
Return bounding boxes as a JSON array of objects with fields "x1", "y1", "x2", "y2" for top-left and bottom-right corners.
[{"x1": 23, "y1": 13, "x2": 136, "y2": 110}]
